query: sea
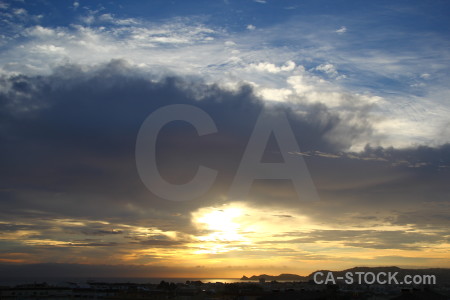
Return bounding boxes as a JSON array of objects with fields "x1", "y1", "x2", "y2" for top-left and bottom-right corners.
[{"x1": 0, "y1": 277, "x2": 243, "y2": 286}]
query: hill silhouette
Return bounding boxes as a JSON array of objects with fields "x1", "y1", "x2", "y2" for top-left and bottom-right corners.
[{"x1": 241, "y1": 266, "x2": 450, "y2": 284}]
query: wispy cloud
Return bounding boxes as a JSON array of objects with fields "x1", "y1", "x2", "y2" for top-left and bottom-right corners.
[{"x1": 335, "y1": 26, "x2": 347, "y2": 34}]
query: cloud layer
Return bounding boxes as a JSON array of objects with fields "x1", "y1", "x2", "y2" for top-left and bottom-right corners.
[
  {"x1": 0, "y1": 2, "x2": 449, "y2": 149},
  {"x1": 0, "y1": 0, "x2": 449, "y2": 277},
  {"x1": 0, "y1": 62, "x2": 449, "y2": 275}
]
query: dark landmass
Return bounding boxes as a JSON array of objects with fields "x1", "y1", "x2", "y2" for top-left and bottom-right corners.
[
  {"x1": 242, "y1": 266, "x2": 450, "y2": 284},
  {"x1": 241, "y1": 273, "x2": 306, "y2": 281},
  {"x1": 1, "y1": 267, "x2": 450, "y2": 299},
  {"x1": 1, "y1": 274, "x2": 449, "y2": 300},
  {"x1": 1, "y1": 266, "x2": 450, "y2": 299}
]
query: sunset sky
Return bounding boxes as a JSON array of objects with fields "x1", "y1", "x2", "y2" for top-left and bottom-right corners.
[{"x1": 0, "y1": 0, "x2": 449, "y2": 279}]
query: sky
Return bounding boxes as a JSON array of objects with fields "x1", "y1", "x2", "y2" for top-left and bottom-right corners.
[{"x1": 0, "y1": 0, "x2": 449, "y2": 279}]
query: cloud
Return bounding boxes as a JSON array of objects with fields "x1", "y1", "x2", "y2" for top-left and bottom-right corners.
[
  {"x1": 247, "y1": 61, "x2": 296, "y2": 73},
  {"x1": 0, "y1": 2, "x2": 8, "y2": 10},
  {"x1": 267, "y1": 229, "x2": 446, "y2": 251},
  {"x1": 0, "y1": 263, "x2": 204, "y2": 278},
  {"x1": 0, "y1": 61, "x2": 365, "y2": 213},
  {"x1": 224, "y1": 40, "x2": 236, "y2": 46},
  {"x1": 335, "y1": 26, "x2": 347, "y2": 34},
  {"x1": 314, "y1": 63, "x2": 346, "y2": 79},
  {"x1": 98, "y1": 13, "x2": 138, "y2": 25},
  {"x1": 12, "y1": 8, "x2": 26, "y2": 16}
]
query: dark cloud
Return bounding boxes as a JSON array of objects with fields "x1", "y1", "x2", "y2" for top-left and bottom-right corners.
[
  {"x1": 273, "y1": 214, "x2": 293, "y2": 218},
  {"x1": 132, "y1": 240, "x2": 187, "y2": 247},
  {"x1": 0, "y1": 263, "x2": 189, "y2": 279},
  {"x1": 0, "y1": 223, "x2": 47, "y2": 232},
  {"x1": 0, "y1": 60, "x2": 376, "y2": 217},
  {"x1": 68, "y1": 242, "x2": 119, "y2": 247},
  {"x1": 81, "y1": 229, "x2": 123, "y2": 236},
  {"x1": 262, "y1": 229, "x2": 446, "y2": 250}
]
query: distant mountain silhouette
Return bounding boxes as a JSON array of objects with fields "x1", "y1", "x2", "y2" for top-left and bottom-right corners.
[
  {"x1": 241, "y1": 266, "x2": 450, "y2": 284},
  {"x1": 241, "y1": 273, "x2": 306, "y2": 281}
]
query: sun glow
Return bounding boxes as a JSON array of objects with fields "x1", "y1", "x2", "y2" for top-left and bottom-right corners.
[
  {"x1": 195, "y1": 206, "x2": 246, "y2": 242},
  {"x1": 190, "y1": 202, "x2": 317, "y2": 256},
  {"x1": 191, "y1": 204, "x2": 253, "y2": 254}
]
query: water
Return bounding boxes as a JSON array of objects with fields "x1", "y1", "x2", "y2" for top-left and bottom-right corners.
[{"x1": 0, "y1": 277, "x2": 242, "y2": 286}]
